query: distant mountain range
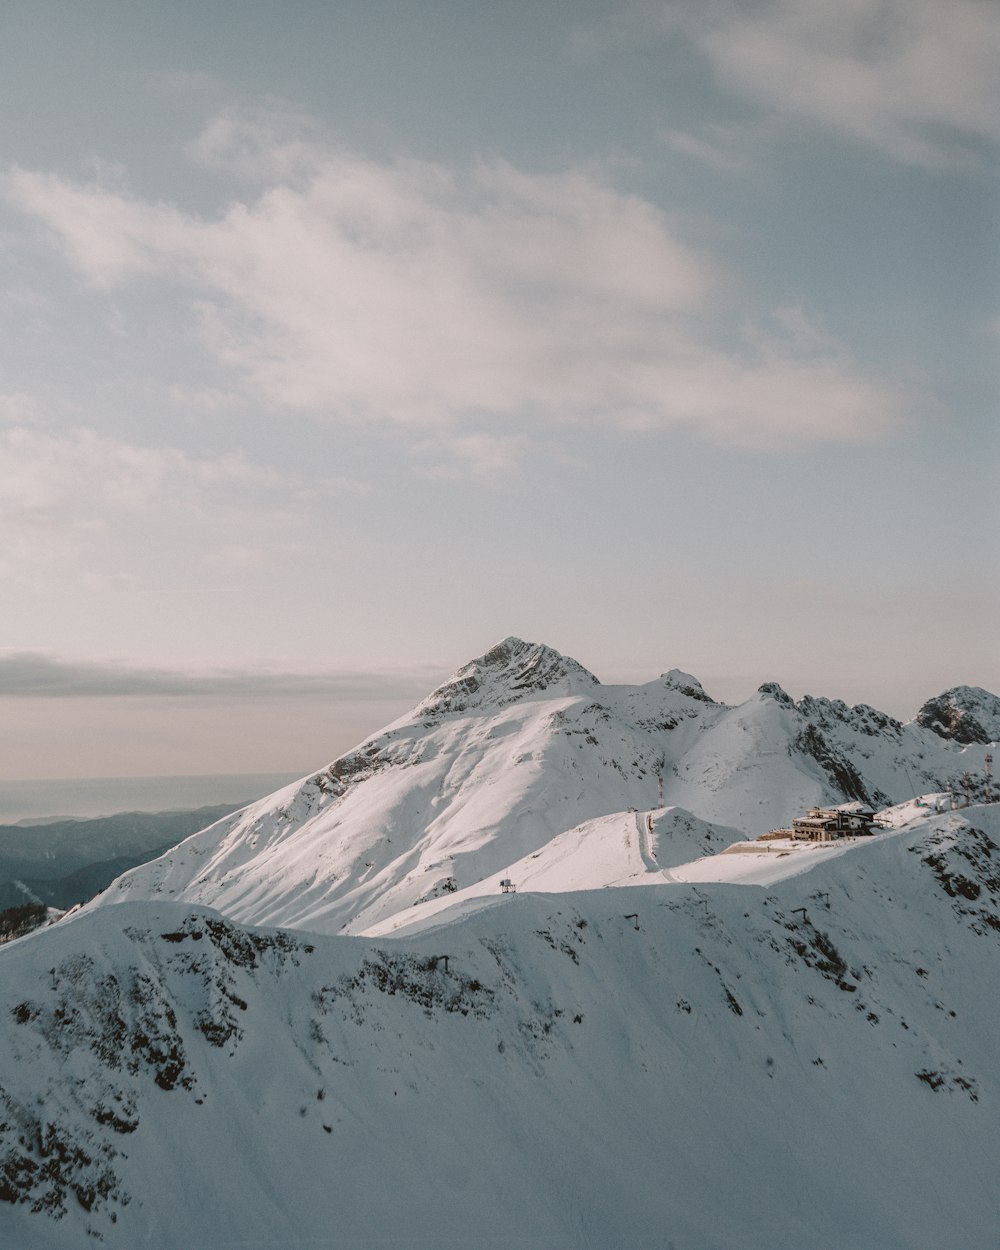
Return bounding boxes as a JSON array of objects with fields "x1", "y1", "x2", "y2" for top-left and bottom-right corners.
[
  {"x1": 1, "y1": 638, "x2": 998, "y2": 1249},
  {"x1": 0, "y1": 805, "x2": 252, "y2": 913}
]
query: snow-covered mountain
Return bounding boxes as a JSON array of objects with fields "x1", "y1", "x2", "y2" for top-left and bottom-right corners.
[
  {"x1": 2, "y1": 802, "x2": 999, "y2": 1249},
  {"x1": 93, "y1": 637, "x2": 996, "y2": 937},
  {"x1": 4, "y1": 638, "x2": 999, "y2": 1248}
]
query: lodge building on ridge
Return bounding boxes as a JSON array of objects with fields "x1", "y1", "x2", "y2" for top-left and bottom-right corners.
[{"x1": 764, "y1": 804, "x2": 880, "y2": 843}]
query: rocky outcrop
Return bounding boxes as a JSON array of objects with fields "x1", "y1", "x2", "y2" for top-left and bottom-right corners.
[{"x1": 917, "y1": 687, "x2": 1000, "y2": 746}]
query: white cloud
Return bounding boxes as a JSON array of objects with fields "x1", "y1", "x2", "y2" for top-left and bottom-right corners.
[
  {"x1": 0, "y1": 426, "x2": 310, "y2": 581},
  {"x1": 0, "y1": 426, "x2": 280, "y2": 517},
  {"x1": 660, "y1": 128, "x2": 750, "y2": 174},
  {"x1": 674, "y1": 0, "x2": 1000, "y2": 168},
  {"x1": 185, "y1": 101, "x2": 335, "y2": 182},
  {"x1": 0, "y1": 392, "x2": 38, "y2": 423},
  {"x1": 7, "y1": 114, "x2": 911, "y2": 444},
  {"x1": 416, "y1": 431, "x2": 530, "y2": 479},
  {"x1": 449, "y1": 433, "x2": 527, "y2": 474},
  {"x1": 167, "y1": 384, "x2": 243, "y2": 413}
]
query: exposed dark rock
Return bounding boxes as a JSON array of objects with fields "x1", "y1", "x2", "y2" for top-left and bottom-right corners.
[
  {"x1": 916, "y1": 687, "x2": 1000, "y2": 745},
  {"x1": 417, "y1": 637, "x2": 600, "y2": 720},
  {"x1": 759, "y1": 682, "x2": 793, "y2": 706},
  {"x1": 791, "y1": 723, "x2": 888, "y2": 807}
]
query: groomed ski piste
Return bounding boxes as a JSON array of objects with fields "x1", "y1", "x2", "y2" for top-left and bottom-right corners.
[{"x1": 363, "y1": 794, "x2": 960, "y2": 937}]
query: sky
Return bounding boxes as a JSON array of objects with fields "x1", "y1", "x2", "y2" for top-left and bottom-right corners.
[{"x1": 1, "y1": 0, "x2": 997, "y2": 781}]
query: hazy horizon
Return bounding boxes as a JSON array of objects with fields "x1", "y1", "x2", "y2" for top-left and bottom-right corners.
[
  {"x1": 0, "y1": 770, "x2": 304, "y2": 824},
  {"x1": 2, "y1": 641, "x2": 994, "y2": 803}
]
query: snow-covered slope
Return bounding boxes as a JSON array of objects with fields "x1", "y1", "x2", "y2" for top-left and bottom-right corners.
[
  {"x1": 3, "y1": 803, "x2": 999, "y2": 1249},
  {"x1": 368, "y1": 805, "x2": 744, "y2": 937},
  {"x1": 93, "y1": 638, "x2": 997, "y2": 938}
]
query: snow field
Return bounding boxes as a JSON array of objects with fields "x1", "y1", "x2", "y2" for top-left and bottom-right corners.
[{"x1": 3, "y1": 805, "x2": 1000, "y2": 1247}]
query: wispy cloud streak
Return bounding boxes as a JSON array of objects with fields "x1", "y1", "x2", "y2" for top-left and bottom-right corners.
[
  {"x1": 0, "y1": 424, "x2": 345, "y2": 582},
  {"x1": 669, "y1": 0, "x2": 1000, "y2": 169},
  {"x1": 7, "y1": 111, "x2": 910, "y2": 446},
  {"x1": 0, "y1": 652, "x2": 437, "y2": 702}
]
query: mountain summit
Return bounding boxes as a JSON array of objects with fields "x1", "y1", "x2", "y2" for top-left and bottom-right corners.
[
  {"x1": 416, "y1": 636, "x2": 599, "y2": 719},
  {"x1": 917, "y1": 685, "x2": 1000, "y2": 745},
  {"x1": 90, "y1": 638, "x2": 997, "y2": 938}
]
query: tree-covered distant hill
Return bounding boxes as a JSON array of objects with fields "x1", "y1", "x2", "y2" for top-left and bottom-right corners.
[{"x1": 0, "y1": 805, "x2": 247, "y2": 911}]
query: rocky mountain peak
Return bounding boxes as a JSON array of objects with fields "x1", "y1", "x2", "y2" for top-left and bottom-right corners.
[
  {"x1": 916, "y1": 686, "x2": 1000, "y2": 745},
  {"x1": 758, "y1": 681, "x2": 793, "y2": 706},
  {"x1": 416, "y1": 636, "x2": 600, "y2": 719},
  {"x1": 660, "y1": 669, "x2": 716, "y2": 703}
]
